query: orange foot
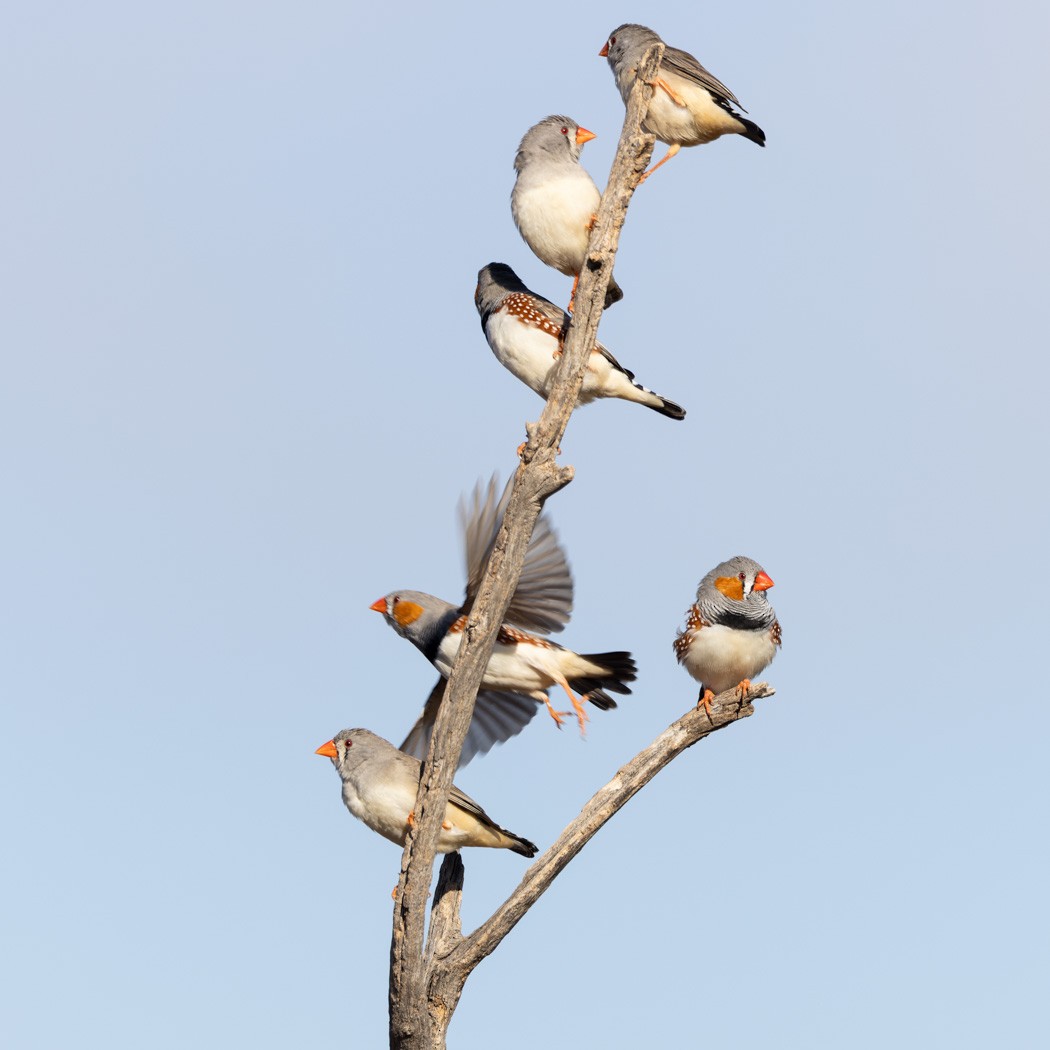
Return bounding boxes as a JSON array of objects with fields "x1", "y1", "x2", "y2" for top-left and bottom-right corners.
[
  {"x1": 516, "y1": 440, "x2": 527, "y2": 458},
  {"x1": 406, "y1": 810, "x2": 415, "y2": 827},
  {"x1": 697, "y1": 688, "x2": 716, "y2": 714},
  {"x1": 735, "y1": 679, "x2": 752, "y2": 701},
  {"x1": 543, "y1": 694, "x2": 572, "y2": 729},
  {"x1": 567, "y1": 273, "x2": 580, "y2": 314},
  {"x1": 637, "y1": 143, "x2": 682, "y2": 185},
  {"x1": 568, "y1": 692, "x2": 589, "y2": 738}
]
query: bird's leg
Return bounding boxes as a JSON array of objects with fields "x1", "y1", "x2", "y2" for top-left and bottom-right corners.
[
  {"x1": 407, "y1": 809, "x2": 452, "y2": 832},
  {"x1": 735, "y1": 679, "x2": 752, "y2": 701},
  {"x1": 541, "y1": 692, "x2": 572, "y2": 730},
  {"x1": 552, "y1": 675, "x2": 589, "y2": 737},
  {"x1": 697, "y1": 688, "x2": 715, "y2": 715},
  {"x1": 638, "y1": 144, "x2": 681, "y2": 185},
  {"x1": 651, "y1": 76, "x2": 686, "y2": 107},
  {"x1": 567, "y1": 273, "x2": 580, "y2": 314}
]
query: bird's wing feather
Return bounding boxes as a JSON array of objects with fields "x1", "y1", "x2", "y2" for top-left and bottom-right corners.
[
  {"x1": 662, "y1": 45, "x2": 744, "y2": 109},
  {"x1": 399, "y1": 681, "x2": 540, "y2": 768},
  {"x1": 460, "y1": 475, "x2": 573, "y2": 634}
]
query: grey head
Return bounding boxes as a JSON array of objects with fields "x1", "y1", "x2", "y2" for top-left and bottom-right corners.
[
  {"x1": 474, "y1": 263, "x2": 564, "y2": 331},
  {"x1": 513, "y1": 115, "x2": 592, "y2": 174},
  {"x1": 475, "y1": 262, "x2": 529, "y2": 320},
  {"x1": 371, "y1": 589, "x2": 461, "y2": 661},
  {"x1": 695, "y1": 555, "x2": 777, "y2": 630},
  {"x1": 324, "y1": 727, "x2": 395, "y2": 779},
  {"x1": 602, "y1": 24, "x2": 662, "y2": 87}
]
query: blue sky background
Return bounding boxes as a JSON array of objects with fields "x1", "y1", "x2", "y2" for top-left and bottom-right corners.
[{"x1": 3, "y1": 1, "x2": 1048, "y2": 1046}]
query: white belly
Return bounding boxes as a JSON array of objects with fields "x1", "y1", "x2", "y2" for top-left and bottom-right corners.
[
  {"x1": 436, "y1": 630, "x2": 562, "y2": 698},
  {"x1": 485, "y1": 310, "x2": 560, "y2": 396},
  {"x1": 342, "y1": 773, "x2": 415, "y2": 848},
  {"x1": 645, "y1": 81, "x2": 742, "y2": 145},
  {"x1": 680, "y1": 623, "x2": 776, "y2": 694},
  {"x1": 512, "y1": 172, "x2": 600, "y2": 275}
]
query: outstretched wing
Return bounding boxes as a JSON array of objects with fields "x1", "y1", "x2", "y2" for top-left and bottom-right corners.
[
  {"x1": 460, "y1": 475, "x2": 573, "y2": 634},
  {"x1": 399, "y1": 679, "x2": 541, "y2": 769}
]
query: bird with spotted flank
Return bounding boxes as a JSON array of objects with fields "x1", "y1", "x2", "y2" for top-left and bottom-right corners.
[
  {"x1": 371, "y1": 477, "x2": 636, "y2": 767},
  {"x1": 475, "y1": 263, "x2": 685, "y2": 420},
  {"x1": 674, "y1": 555, "x2": 781, "y2": 712}
]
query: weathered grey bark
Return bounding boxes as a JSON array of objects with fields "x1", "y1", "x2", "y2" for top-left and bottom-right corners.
[
  {"x1": 422, "y1": 682, "x2": 775, "y2": 1047},
  {"x1": 386, "y1": 43, "x2": 771, "y2": 1049}
]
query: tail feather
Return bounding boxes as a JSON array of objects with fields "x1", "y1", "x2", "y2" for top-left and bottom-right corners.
[
  {"x1": 504, "y1": 831, "x2": 539, "y2": 858},
  {"x1": 570, "y1": 651, "x2": 637, "y2": 704},
  {"x1": 645, "y1": 392, "x2": 686, "y2": 420},
  {"x1": 619, "y1": 369, "x2": 687, "y2": 420},
  {"x1": 738, "y1": 116, "x2": 766, "y2": 147}
]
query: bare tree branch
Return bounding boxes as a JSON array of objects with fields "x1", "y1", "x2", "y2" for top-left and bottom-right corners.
[
  {"x1": 415, "y1": 683, "x2": 774, "y2": 1048},
  {"x1": 445, "y1": 683, "x2": 773, "y2": 976},
  {"x1": 389, "y1": 44, "x2": 666, "y2": 1049}
]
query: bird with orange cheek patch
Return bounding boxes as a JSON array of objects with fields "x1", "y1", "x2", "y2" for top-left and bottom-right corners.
[
  {"x1": 674, "y1": 555, "x2": 781, "y2": 712},
  {"x1": 370, "y1": 477, "x2": 636, "y2": 768}
]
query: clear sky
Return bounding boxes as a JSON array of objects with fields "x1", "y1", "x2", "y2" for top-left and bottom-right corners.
[{"x1": 3, "y1": 1, "x2": 1049, "y2": 1047}]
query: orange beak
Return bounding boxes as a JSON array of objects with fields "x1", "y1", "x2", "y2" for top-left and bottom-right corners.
[
  {"x1": 315, "y1": 740, "x2": 338, "y2": 758},
  {"x1": 599, "y1": 42, "x2": 609, "y2": 57},
  {"x1": 575, "y1": 126, "x2": 596, "y2": 146},
  {"x1": 753, "y1": 571, "x2": 775, "y2": 592},
  {"x1": 369, "y1": 597, "x2": 387, "y2": 613}
]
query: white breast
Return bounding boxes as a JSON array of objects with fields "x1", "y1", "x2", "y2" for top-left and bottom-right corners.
[
  {"x1": 485, "y1": 310, "x2": 560, "y2": 396},
  {"x1": 680, "y1": 623, "x2": 777, "y2": 694},
  {"x1": 342, "y1": 770, "x2": 415, "y2": 848},
  {"x1": 512, "y1": 171, "x2": 600, "y2": 275}
]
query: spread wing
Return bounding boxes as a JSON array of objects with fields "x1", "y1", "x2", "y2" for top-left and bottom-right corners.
[
  {"x1": 460, "y1": 475, "x2": 573, "y2": 634},
  {"x1": 400, "y1": 679, "x2": 541, "y2": 769},
  {"x1": 662, "y1": 44, "x2": 746, "y2": 110}
]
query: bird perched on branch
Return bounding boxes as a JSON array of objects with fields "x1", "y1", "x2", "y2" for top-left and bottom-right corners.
[
  {"x1": 600, "y1": 24, "x2": 765, "y2": 182},
  {"x1": 511, "y1": 115, "x2": 622, "y2": 311},
  {"x1": 475, "y1": 263, "x2": 685, "y2": 420},
  {"x1": 371, "y1": 477, "x2": 636, "y2": 767},
  {"x1": 315, "y1": 728, "x2": 538, "y2": 857},
  {"x1": 674, "y1": 556, "x2": 781, "y2": 712}
]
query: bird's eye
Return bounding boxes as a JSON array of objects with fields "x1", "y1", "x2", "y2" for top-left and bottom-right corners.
[
  {"x1": 610, "y1": 36, "x2": 617, "y2": 46},
  {"x1": 560, "y1": 126, "x2": 568, "y2": 135},
  {"x1": 739, "y1": 572, "x2": 746, "y2": 581}
]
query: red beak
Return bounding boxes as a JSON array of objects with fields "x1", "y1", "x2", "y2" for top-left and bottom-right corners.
[
  {"x1": 599, "y1": 42, "x2": 609, "y2": 57},
  {"x1": 369, "y1": 597, "x2": 387, "y2": 613},
  {"x1": 753, "y1": 571, "x2": 775, "y2": 592},
  {"x1": 575, "y1": 126, "x2": 596, "y2": 146},
  {"x1": 315, "y1": 740, "x2": 338, "y2": 758}
]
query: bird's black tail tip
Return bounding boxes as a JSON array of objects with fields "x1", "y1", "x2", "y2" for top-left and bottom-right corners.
[
  {"x1": 512, "y1": 836, "x2": 539, "y2": 858},
  {"x1": 654, "y1": 398, "x2": 686, "y2": 420},
  {"x1": 740, "y1": 118, "x2": 766, "y2": 147}
]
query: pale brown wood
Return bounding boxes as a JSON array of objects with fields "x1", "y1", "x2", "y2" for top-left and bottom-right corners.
[
  {"x1": 385, "y1": 42, "x2": 771, "y2": 1049},
  {"x1": 418, "y1": 682, "x2": 774, "y2": 1047}
]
